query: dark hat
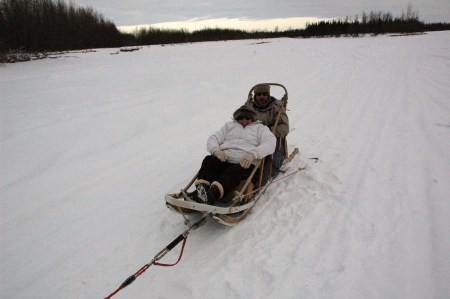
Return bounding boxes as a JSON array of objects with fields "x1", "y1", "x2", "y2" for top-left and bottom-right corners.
[
  {"x1": 254, "y1": 84, "x2": 270, "y2": 94},
  {"x1": 233, "y1": 105, "x2": 257, "y2": 121}
]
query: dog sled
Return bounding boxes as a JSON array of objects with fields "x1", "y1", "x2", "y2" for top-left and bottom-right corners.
[{"x1": 165, "y1": 83, "x2": 298, "y2": 225}]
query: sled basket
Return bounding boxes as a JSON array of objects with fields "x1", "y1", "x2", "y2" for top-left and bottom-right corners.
[{"x1": 165, "y1": 83, "x2": 290, "y2": 225}]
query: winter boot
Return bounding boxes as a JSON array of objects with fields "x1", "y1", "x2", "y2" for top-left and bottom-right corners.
[
  {"x1": 206, "y1": 181, "x2": 224, "y2": 205},
  {"x1": 193, "y1": 179, "x2": 210, "y2": 203}
]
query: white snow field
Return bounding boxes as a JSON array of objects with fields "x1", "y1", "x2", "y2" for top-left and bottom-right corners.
[{"x1": 1, "y1": 31, "x2": 449, "y2": 299}]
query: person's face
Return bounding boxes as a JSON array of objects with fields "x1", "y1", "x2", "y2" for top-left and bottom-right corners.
[
  {"x1": 238, "y1": 117, "x2": 253, "y2": 127},
  {"x1": 255, "y1": 92, "x2": 269, "y2": 105}
]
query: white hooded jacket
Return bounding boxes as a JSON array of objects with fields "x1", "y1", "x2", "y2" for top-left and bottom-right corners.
[{"x1": 207, "y1": 120, "x2": 276, "y2": 165}]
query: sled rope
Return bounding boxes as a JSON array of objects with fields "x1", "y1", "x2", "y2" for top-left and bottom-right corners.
[
  {"x1": 245, "y1": 165, "x2": 306, "y2": 198},
  {"x1": 104, "y1": 215, "x2": 210, "y2": 299}
]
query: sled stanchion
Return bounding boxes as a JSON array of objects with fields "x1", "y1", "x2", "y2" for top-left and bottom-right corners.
[
  {"x1": 182, "y1": 171, "x2": 199, "y2": 193},
  {"x1": 104, "y1": 215, "x2": 210, "y2": 299},
  {"x1": 258, "y1": 159, "x2": 265, "y2": 190},
  {"x1": 236, "y1": 160, "x2": 261, "y2": 199}
]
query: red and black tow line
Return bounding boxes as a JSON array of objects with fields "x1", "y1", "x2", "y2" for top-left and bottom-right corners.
[{"x1": 104, "y1": 215, "x2": 210, "y2": 299}]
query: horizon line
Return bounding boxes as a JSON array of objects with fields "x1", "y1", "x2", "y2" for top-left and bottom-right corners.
[{"x1": 117, "y1": 17, "x2": 334, "y2": 33}]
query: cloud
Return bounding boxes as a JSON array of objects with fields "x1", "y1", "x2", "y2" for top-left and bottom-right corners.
[
  {"x1": 118, "y1": 16, "x2": 333, "y2": 33},
  {"x1": 75, "y1": 0, "x2": 450, "y2": 27}
]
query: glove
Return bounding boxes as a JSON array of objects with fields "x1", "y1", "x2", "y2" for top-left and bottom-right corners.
[
  {"x1": 240, "y1": 153, "x2": 255, "y2": 169},
  {"x1": 212, "y1": 148, "x2": 227, "y2": 162}
]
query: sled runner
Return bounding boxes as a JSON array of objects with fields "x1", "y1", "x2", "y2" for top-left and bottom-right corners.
[{"x1": 165, "y1": 83, "x2": 296, "y2": 225}]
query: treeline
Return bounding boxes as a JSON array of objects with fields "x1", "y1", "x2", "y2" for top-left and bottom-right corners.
[
  {"x1": 302, "y1": 5, "x2": 449, "y2": 37},
  {"x1": 133, "y1": 27, "x2": 276, "y2": 45},
  {"x1": 0, "y1": 0, "x2": 124, "y2": 52},
  {"x1": 304, "y1": 6, "x2": 426, "y2": 37},
  {"x1": 1, "y1": 0, "x2": 450, "y2": 57}
]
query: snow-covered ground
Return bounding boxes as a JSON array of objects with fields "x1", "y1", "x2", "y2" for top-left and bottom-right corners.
[{"x1": 1, "y1": 31, "x2": 449, "y2": 299}]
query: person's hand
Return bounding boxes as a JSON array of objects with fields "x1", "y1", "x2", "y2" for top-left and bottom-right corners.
[
  {"x1": 212, "y1": 148, "x2": 227, "y2": 162},
  {"x1": 240, "y1": 153, "x2": 255, "y2": 169}
]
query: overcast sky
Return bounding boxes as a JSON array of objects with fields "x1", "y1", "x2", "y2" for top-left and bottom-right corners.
[{"x1": 72, "y1": 0, "x2": 450, "y2": 31}]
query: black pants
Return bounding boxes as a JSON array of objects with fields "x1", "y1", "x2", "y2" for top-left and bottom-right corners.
[{"x1": 197, "y1": 155, "x2": 254, "y2": 196}]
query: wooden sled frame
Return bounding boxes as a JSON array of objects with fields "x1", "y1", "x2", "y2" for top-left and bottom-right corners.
[
  {"x1": 165, "y1": 83, "x2": 289, "y2": 225},
  {"x1": 165, "y1": 159, "x2": 262, "y2": 224}
]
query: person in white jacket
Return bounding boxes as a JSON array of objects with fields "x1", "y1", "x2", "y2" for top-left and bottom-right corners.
[{"x1": 193, "y1": 106, "x2": 276, "y2": 205}]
